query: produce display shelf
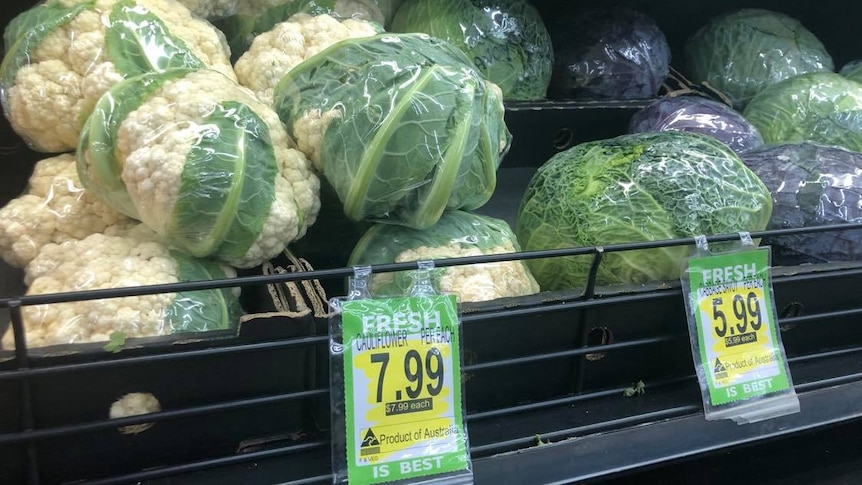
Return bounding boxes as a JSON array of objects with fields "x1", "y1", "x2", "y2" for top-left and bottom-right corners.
[{"x1": 3, "y1": 221, "x2": 862, "y2": 484}]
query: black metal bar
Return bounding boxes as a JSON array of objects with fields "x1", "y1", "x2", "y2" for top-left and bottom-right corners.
[
  {"x1": 0, "y1": 334, "x2": 330, "y2": 382},
  {"x1": 780, "y1": 307, "x2": 862, "y2": 326},
  {"x1": 10, "y1": 302, "x2": 40, "y2": 485},
  {"x1": 75, "y1": 441, "x2": 328, "y2": 485},
  {"x1": 0, "y1": 388, "x2": 329, "y2": 446},
  {"x1": 3, "y1": 223, "x2": 861, "y2": 307},
  {"x1": 583, "y1": 247, "x2": 605, "y2": 300},
  {"x1": 462, "y1": 335, "x2": 677, "y2": 372}
]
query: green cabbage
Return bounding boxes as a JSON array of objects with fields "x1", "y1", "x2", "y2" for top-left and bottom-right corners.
[
  {"x1": 273, "y1": 33, "x2": 510, "y2": 230},
  {"x1": 516, "y1": 131, "x2": 773, "y2": 292},
  {"x1": 684, "y1": 9, "x2": 833, "y2": 110},
  {"x1": 390, "y1": 0, "x2": 553, "y2": 101},
  {"x1": 743, "y1": 72, "x2": 862, "y2": 153}
]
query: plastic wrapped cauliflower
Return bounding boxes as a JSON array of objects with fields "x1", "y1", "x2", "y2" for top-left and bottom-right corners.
[
  {"x1": 175, "y1": 0, "x2": 239, "y2": 20},
  {"x1": 235, "y1": 13, "x2": 381, "y2": 104},
  {"x1": 217, "y1": 0, "x2": 387, "y2": 60},
  {"x1": 0, "y1": 153, "x2": 132, "y2": 268},
  {"x1": 1, "y1": 223, "x2": 243, "y2": 349},
  {"x1": 347, "y1": 211, "x2": 540, "y2": 303},
  {"x1": 0, "y1": 0, "x2": 236, "y2": 153},
  {"x1": 77, "y1": 68, "x2": 321, "y2": 269}
]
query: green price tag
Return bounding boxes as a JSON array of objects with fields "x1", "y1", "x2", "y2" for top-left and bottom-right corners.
[
  {"x1": 341, "y1": 294, "x2": 470, "y2": 484},
  {"x1": 686, "y1": 247, "x2": 793, "y2": 406}
]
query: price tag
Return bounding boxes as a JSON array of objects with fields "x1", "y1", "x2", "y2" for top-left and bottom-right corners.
[
  {"x1": 685, "y1": 247, "x2": 795, "y2": 409},
  {"x1": 340, "y1": 294, "x2": 470, "y2": 484}
]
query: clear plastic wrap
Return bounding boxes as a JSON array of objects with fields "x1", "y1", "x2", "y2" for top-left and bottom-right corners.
[
  {"x1": 390, "y1": 0, "x2": 554, "y2": 101},
  {"x1": 273, "y1": 33, "x2": 511, "y2": 230},
  {"x1": 347, "y1": 210, "x2": 540, "y2": 303},
  {"x1": 0, "y1": 153, "x2": 132, "y2": 268},
  {"x1": 516, "y1": 131, "x2": 773, "y2": 293},
  {"x1": 175, "y1": 0, "x2": 239, "y2": 21},
  {"x1": 684, "y1": 8, "x2": 834, "y2": 110},
  {"x1": 216, "y1": 0, "x2": 388, "y2": 61},
  {"x1": 740, "y1": 142, "x2": 862, "y2": 265},
  {"x1": 627, "y1": 95, "x2": 764, "y2": 155},
  {"x1": 743, "y1": 72, "x2": 862, "y2": 154},
  {"x1": 545, "y1": 6, "x2": 670, "y2": 101},
  {"x1": 1, "y1": 223, "x2": 243, "y2": 350},
  {"x1": 840, "y1": 60, "x2": 862, "y2": 84},
  {"x1": 77, "y1": 68, "x2": 321, "y2": 269},
  {"x1": 234, "y1": 12, "x2": 382, "y2": 105},
  {"x1": 0, "y1": 0, "x2": 236, "y2": 153}
]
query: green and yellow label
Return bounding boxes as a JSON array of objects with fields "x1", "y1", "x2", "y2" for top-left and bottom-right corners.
[
  {"x1": 687, "y1": 248, "x2": 791, "y2": 406},
  {"x1": 342, "y1": 295, "x2": 469, "y2": 484}
]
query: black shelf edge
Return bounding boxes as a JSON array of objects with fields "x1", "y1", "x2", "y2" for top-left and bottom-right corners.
[{"x1": 471, "y1": 380, "x2": 862, "y2": 485}]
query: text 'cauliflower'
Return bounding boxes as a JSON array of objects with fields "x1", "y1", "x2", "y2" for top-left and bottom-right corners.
[{"x1": 77, "y1": 68, "x2": 321, "y2": 268}]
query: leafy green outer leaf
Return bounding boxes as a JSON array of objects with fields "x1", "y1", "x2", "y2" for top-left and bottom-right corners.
[
  {"x1": 515, "y1": 131, "x2": 773, "y2": 292},
  {"x1": 743, "y1": 72, "x2": 862, "y2": 153},
  {"x1": 166, "y1": 251, "x2": 242, "y2": 333},
  {"x1": 105, "y1": 0, "x2": 206, "y2": 78},
  {"x1": 77, "y1": 69, "x2": 193, "y2": 219},
  {"x1": 169, "y1": 101, "x2": 278, "y2": 260},
  {"x1": 347, "y1": 210, "x2": 525, "y2": 295},
  {"x1": 390, "y1": 0, "x2": 554, "y2": 101},
  {"x1": 0, "y1": 0, "x2": 94, "y2": 89},
  {"x1": 274, "y1": 33, "x2": 507, "y2": 230}
]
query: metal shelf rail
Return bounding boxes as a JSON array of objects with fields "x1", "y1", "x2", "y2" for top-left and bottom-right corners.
[{"x1": 2, "y1": 223, "x2": 862, "y2": 484}]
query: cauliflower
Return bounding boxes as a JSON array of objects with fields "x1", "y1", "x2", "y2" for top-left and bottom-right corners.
[
  {"x1": 374, "y1": 242, "x2": 540, "y2": 303},
  {"x1": 175, "y1": 0, "x2": 239, "y2": 20},
  {"x1": 1, "y1": 0, "x2": 236, "y2": 153},
  {"x1": 348, "y1": 211, "x2": 541, "y2": 303},
  {"x1": 109, "y1": 392, "x2": 161, "y2": 434},
  {"x1": 79, "y1": 68, "x2": 320, "y2": 268},
  {"x1": 0, "y1": 153, "x2": 132, "y2": 268},
  {"x1": 1, "y1": 223, "x2": 242, "y2": 349},
  {"x1": 235, "y1": 13, "x2": 380, "y2": 104}
]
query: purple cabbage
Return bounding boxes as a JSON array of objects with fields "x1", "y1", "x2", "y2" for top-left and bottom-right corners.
[
  {"x1": 740, "y1": 142, "x2": 862, "y2": 265},
  {"x1": 628, "y1": 95, "x2": 764, "y2": 154},
  {"x1": 546, "y1": 6, "x2": 671, "y2": 100}
]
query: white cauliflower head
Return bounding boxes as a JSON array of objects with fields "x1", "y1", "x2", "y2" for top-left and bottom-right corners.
[
  {"x1": 1, "y1": 223, "x2": 241, "y2": 349},
  {"x1": 97, "y1": 69, "x2": 320, "y2": 268},
  {"x1": 1, "y1": 0, "x2": 236, "y2": 153},
  {"x1": 0, "y1": 153, "x2": 132, "y2": 268},
  {"x1": 235, "y1": 13, "x2": 380, "y2": 105},
  {"x1": 372, "y1": 241, "x2": 541, "y2": 303},
  {"x1": 109, "y1": 392, "x2": 162, "y2": 434}
]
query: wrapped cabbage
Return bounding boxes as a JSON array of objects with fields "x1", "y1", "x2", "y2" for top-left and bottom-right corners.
[
  {"x1": 273, "y1": 33, "x2": 511, "y2": 230},
  {"x1": 516, "y1": 132, "x2": 772, "y2": 292},
  {"x1": 348, "y1": 211, "x2": 540, "y2": 302},
  {"x1": 77, "y1": 68, "x2": 321, "y2": 269},
  {"x1": 840, "y1": 60, "x2": 862, "y2": 83},
  {"x1": 216, "y1": 0, "x2": 387, "y2": 61},
  {"x1": 545, "y1": 6, "x2": 670, "y2": 100},
  {"x1": 0, "y1": 0, "x2": 236, "y2": 153},
  {"x1": 684, "y1": 9, "x2": 833, "y2": 110},
  {"x1": 390, "y1": 0, "x2": 553, "y2": 101},
  {"x1": 1, "y1": 223, "x2": 242, "y2": 349},
  {"x1": 740, "y1": 142, "x2": 862, "y2": 265},
  {"x1": 743, "y1": 72, "x2": 862, "y2": 153},
  {"x1": 628, "y1": 95, "x2": 764, "y2": 154}
]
